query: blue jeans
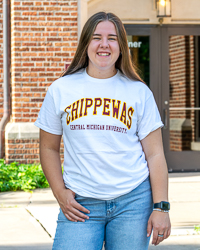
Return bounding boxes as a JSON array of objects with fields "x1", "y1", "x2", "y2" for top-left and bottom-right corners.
[{"x1": 53, "y1": 176, "x2": 153, "y2": 250}]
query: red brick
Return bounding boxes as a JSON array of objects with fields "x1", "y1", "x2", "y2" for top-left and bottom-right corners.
[
  {"x1": 30, "y1": 149, "x2": 39, "y2": 154},
  {"x1": 46, "y1": 7, "x2": 61, "y2": 11},
  {"x1": 23, "y1": 103, "x2": 38, "y2": 107},
  {"x1": 31, "y1": 68, "x2": 45, "y2": 72},
  {"x1": 25, "y1": 143, "x2": 38, "y2": 148},
  {"x1": 15, "y1": 118, "x2": 30, "y2": 122},
  {"x1": 8, "y1": 155, "x2": 23, "y2": 159},
  {"x1": 31, "y1": 98, "x2": 44, "y2": 102},
  {"x1": 7, "y1": 150, "x2": 15, "y2": 154},
  {"x1": 31, "y1": 139, "x2": 40, "y2": 143},
  {"x1": 31, "y1": 48, "x2": 45, "y2": 52},
  {"x1": 55, "y1": 12, "x2": 69, "y2": 16},
  {"x1": 39, "y1": 73, "x2": 54, "y2": 77},
  {"x1": 71, "y1": 2, "x2": 78, "y2": 6},
  {"x1": 24, "y1": 154, "x2": 39, "y2": 159},
  {"x1": 14, "y1": 7, "x2": 29, "y2": 11},
  {"x1": 31, "y1": 38, "x2": 46, "y2": 42},
  {"x1": 31, "y1": 58, "x2": 45, "y2": 61},
  {"x1": 13, "y1": 108, "x2": 30, "y2": 112},
  {"x1": 47, "y1": 17, "x2": 62, "y2": 21},
  {"x1": 31, "y1": 118, "x2": 37, "y2": 123},
  {"x1": 32, "y1": 62, "x2": 42, "y2": 68},
  {"x1": 22, "y1": 73, "x2": 38, "y2": 77},
  {"x1": 7, "y1": 139, "x2": 14, "y2": 143},
  {"x1": 22, "y1": 63, "x2": 34, "y2": 67}
]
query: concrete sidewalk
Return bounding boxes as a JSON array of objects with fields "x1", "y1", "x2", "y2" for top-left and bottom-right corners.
[{"x1": 0, "y1": 173, "x2": 200, "y2": 249}]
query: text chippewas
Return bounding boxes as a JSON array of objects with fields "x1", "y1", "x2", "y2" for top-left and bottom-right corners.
[{"x1": 64, "y1": 98, "x2": 134, "y2": 129}]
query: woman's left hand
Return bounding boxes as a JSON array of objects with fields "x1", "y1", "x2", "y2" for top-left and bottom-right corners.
[{"x1": 147, "y1": 210, "x2": 171, "y2": 246}]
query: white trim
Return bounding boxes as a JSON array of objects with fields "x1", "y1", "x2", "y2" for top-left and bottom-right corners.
[
  {"x1": 78, "y1": 0, "x2": 88, "y2": 41},
  {"x1": 5, "y1": 122, "x2": 39, "y2": 139}
]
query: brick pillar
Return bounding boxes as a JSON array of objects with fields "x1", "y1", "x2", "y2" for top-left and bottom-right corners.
[
  {"x1": 0, "y1": 0, "x2": 3, "y2": 120},
  {"x1": 169, "y1": 35, "x2": 195, "y2": 151},
  {"x1": 5, "y1": 0, "x2": 78, "y2": 163}
]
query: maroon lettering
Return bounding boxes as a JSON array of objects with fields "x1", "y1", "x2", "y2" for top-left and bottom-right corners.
[
  {"x1": 84, "y1": 98, "x2": 93, "y2": 116},
  {"x1": 112, "y1": 100, "x2": 121, "y2": 119},
  {"x1": 120, "y1": 102, "x2": 127, "y2": 125},
  {"x1": 64, "y1": 105, "x2": 71, "y2": 125},
  {"x1": 127, "y1": 107, "x2": 134, "y2": 129},
  {"x1": 102, "y1": 98, "x2": 111, "y2": 116},
  {"x1": 93, "y1": 98, "x2": 102, "y2": 115},
  {"x1": 79, "y1": 98, "x2": 84, "y2": 118},
  {"x1": 71, "y1": 100, "x2": 79, "y2": 121}
]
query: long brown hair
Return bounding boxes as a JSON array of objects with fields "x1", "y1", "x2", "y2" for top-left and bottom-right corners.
[{"x1": 59, "y1": 12, "x2": 145, "y2": 83}]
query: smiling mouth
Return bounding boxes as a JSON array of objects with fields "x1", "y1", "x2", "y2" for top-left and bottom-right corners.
[{"x1": 97, "y1": 53, "x2": 111, "y2": 56}]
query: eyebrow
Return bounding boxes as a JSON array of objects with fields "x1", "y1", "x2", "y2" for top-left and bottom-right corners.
[{"x1": 93, "y1": 34, "x2": 118, "y2": 37}]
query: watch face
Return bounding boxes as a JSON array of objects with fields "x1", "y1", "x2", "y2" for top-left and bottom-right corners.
[{"x1": 162, "y1": 202, "x2": 170, "y2": 210}]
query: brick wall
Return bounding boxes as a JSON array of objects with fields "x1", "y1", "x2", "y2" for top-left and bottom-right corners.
[
  {"x1": 6, "y1": 138, "x2": 40, "y2": 163},
  {"x1": 0, "y1": 0, "x2": 3, "y2": 120},
  {"x1": 4, "y1": 0, "x2": 78, "y2": 163},
  {"x1": 169, "y1": 35, "x2": 196, "y2": 151}
]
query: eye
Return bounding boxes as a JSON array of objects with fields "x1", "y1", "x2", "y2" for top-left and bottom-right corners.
[
  {"x1": 93, "y1": 37, "x2": 101, "y2": 40},
  {"x1": 108, "y1": 38, "x2": 116, "y2": 41}
]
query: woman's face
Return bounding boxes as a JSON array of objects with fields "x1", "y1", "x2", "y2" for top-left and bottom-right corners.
[{"x1": 87, "y1": 21, "x2": 120, "y2": 77}]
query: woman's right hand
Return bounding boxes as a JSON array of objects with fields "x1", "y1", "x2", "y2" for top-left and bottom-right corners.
[
  {"x1": 39, "y1": 130, "x2": 89, "y2": 222},
  {"x1": 56, "y1": 188, "x2": 90, "y2": 222}
]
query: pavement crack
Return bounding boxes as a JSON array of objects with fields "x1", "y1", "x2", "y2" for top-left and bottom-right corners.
[{"x1": 25, "y1": 207, "x2": 53, "y2": 239}]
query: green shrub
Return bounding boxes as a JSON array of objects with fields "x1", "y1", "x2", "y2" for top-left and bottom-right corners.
[
  {"x1": 194, "y1": 225, "x2": 200, "y2": 233},
  {"x1": 0, "y1": 159, "x2": 49, "y2": 192}
]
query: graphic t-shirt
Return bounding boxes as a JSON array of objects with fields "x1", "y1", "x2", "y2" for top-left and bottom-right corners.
[{"x1": 34, "y1": 68, "x2": 163, "y2": 200}]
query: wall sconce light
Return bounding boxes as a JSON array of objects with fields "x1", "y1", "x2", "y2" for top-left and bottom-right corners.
[{"x1": 156, "y1": 0, "x2": 171, "y2": 17}]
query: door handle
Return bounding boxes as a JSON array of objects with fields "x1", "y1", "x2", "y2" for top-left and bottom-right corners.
[{"x1": 163, "y1": 108, "x2": 168, "y2": 129}]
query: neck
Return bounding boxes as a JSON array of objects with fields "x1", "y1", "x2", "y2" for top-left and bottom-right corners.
[{"x1": 86, "y1": 66, "x2": 117, "y2": 79}]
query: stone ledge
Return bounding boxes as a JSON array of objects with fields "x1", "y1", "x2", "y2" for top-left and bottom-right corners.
[
  {"x1": 170, "y1": 118, "x2": 192, "y2": 131},
  {"x1": 191, "y1": 142, "x2": 200, "y2": 151},
  {"x1": 5, "y1": 122, "x2": 39, "y2": 140}
]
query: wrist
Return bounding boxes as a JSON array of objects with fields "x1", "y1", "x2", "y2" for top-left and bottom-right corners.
[{"x1": 52, "y1": 186, "x2": 68, "y2": 200}]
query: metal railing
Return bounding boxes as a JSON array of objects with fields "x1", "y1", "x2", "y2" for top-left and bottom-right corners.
[{"x1": 169, "y1": 107, "x2": 200, "y2": 110}]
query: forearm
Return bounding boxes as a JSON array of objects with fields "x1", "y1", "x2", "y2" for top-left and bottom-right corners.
[
  {"x1": 40, "y1": 147, "x2": 66, "y2": 200},
  {"x1": 147, "y1": 153, "x2": 169, "y2": 203}
]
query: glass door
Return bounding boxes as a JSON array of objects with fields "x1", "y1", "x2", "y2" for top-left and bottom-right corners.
[
  {"x1": 127, "y1": 35, "x2": 150, "y2": 86},
  {"x1": 124, "y1": 25, "x2": 162, "y2": 110},
  {"x1": 162, "y1": 27, "x2": 200, "y2": 171}
]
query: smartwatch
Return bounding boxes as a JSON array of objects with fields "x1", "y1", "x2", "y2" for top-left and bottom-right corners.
[{"x1": 154, "y1": 201, "x2": 170, "y2": 211}]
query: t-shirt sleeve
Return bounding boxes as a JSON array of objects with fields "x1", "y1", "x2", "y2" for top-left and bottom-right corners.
[
  {"x1": 34, "y1": 88, "x2": 63, "y2": 135},
  {"x1": 137, "y1": 93, "x2": 164, "y2": 141}
]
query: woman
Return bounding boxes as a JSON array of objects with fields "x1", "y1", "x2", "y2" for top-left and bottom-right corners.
[{"x1": 35, "y1": 12, "x2": 171, "y2": 250}]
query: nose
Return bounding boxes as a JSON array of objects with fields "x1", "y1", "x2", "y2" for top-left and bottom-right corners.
[{"x1": 100, "y1": 38, "x2": 109, "y2": 48}]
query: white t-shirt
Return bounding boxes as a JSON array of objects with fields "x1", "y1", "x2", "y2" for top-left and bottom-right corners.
[{"x1": 34, "y1": 68, "x2": 163, "y2": 200}]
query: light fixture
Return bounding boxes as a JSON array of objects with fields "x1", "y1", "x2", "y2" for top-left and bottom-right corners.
[{"x1": 156, "y1": 0, "x2": 171, "y2": 17}]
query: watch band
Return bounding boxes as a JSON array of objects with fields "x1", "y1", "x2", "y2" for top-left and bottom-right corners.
[
  {"x1": 153, "y1": 208, "x2": 169, "y2": 213},
  {"x1": 154, "y1": 201, "x2": 170, "y2": 210}
]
